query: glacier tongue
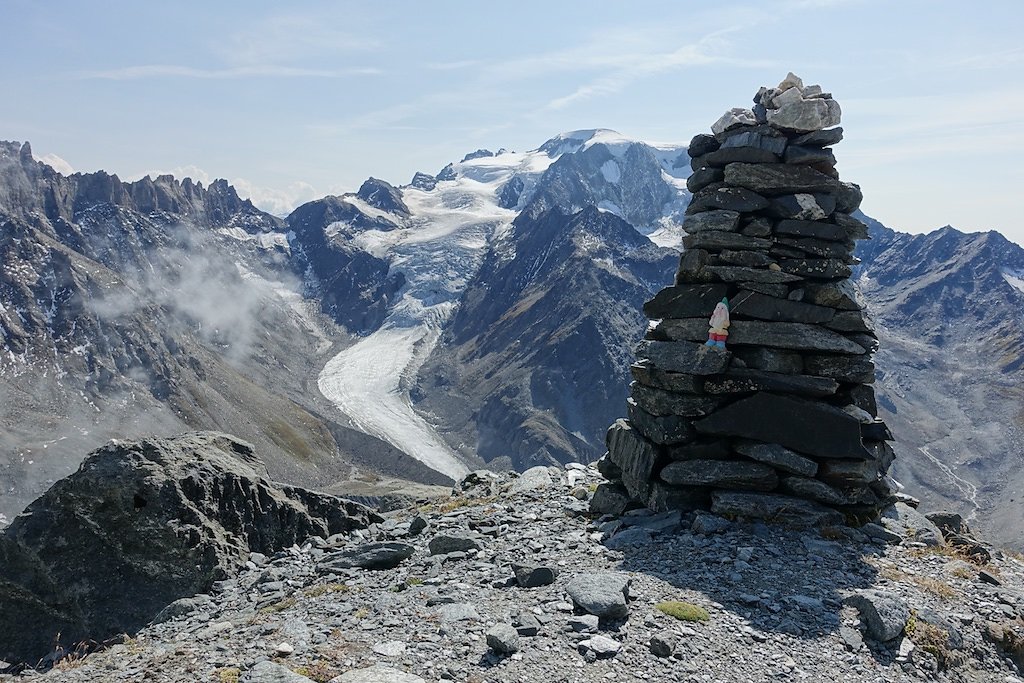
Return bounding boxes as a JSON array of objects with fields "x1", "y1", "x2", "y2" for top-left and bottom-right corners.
[{"x1": 317, "y1": 173, "x2": 522, "y2": 480}]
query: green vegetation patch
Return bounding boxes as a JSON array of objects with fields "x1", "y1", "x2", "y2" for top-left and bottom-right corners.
[{"x1": 656, "y1": 600, "x2": 709, "y2": 622}]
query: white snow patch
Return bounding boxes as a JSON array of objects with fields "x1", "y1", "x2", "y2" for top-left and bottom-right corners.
[
  {"x1": 600, "y1": 160, "x2": 621, "y2": 184},
  {"x1": 217, "y1": 227, "x2": 289, "y2": 250},
  {"x1": 596, "y1": 200, "x2": 623, "y2": 217},
  {"x1": 1002, "y1": 269, "x2": 1024, "y2": 294}
]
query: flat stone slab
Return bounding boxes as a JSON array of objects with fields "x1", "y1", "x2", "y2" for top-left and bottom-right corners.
[
  {"x1": 651, "y1": 319, "x2": 866, "y2": 355},
  {"x1": 335, "y1": 665, "x2": 426, "y2": 683},
  {"x1": 627, "y1": 400, "x2": 696, "y2": 445},
  {"x1": 683, "y1": 209, "x2": 741, "y2": 233},
  {"x1": 724, "y1": 162, "x2": 845, "y2": 196},
  {"x1": 694, "y1": 392, "x2": 872, "y2": 460},
  {"x1": 683, "y1": 231, "x2": 773, "y2": 252},
  {"x1": 320, "y1": 542, "x2": 415, "y2": 571},
  {"x1": 703, "y1": 369, "x2": 839, "y2": 397},
  {"x1": 710, "y1": 491, "x2": 844, "y2": 526},
  {"x1": 734, "y1": 442, "x2": 818, "y2": 477},
  {"x1": 635, "y1": 340, "x2": 731, "y2": 375},
  {"x1": 705, "y1": 266, "x2": 804, "y2": 284},
  {"x1": 606, "y1": 418, "x2": 659, "y2": 501},
  {"x1": 660, "y1": 459, "x2": 778, "y2": 491},
  {"x1": 631, "y1": 364, "x2": 703, "y2": 393},
  {"x1": 643, "y1": 284, "x2": 728, "y2": 319},
  {"x1": 631, "y1": 384, "x2": 723, "y2": 417},
  {"x1": 773, "y1": 219, "x2": 849, "y2": 242},
  {"x1": 730, "y1": 290, "x2": 835, "y2": 324}
]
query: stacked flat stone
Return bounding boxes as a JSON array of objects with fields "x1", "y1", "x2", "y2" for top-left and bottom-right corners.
[{"x1": 595, "y1": 73, "x2": 896, "y2": 526}]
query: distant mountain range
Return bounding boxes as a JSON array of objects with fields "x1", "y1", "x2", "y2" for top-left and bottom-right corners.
[{"x1": 1, "y1": 133, "x2": 1022, "y2": 548}]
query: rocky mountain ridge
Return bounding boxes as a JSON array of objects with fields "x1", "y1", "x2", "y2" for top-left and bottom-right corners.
[{"x1": 2, "y1": 432, "x2": 1023, "y2": 682}]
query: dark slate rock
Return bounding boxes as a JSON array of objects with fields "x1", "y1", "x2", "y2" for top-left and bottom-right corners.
[
  {"x1": 817, "y1": 460, "x2": 880, "y2": 487},
  {"x1": 848, "y1": 333, "x2": 879, "y2": 354},
  {"x1": 696, "y1": 147, "x2": 780, "y2": 169},
  {"x1": 803, "y1": 355, "x2": 875, "y2": 383},
  {"x1": 730, "y1": 290, "x2": 835, "y2": 324},
  {"x1": 668, "y1": 440, "x2": 732, "y2": 461},
  {"x1": 654, "y1": 319, "x2": 866, "y2": 355},
  {"x1": 717, "y1": 249, "x2": 777, "y2": 268},
  {"x1": 514, "y1": 613, "x2": 543, "y2": 637},
  {"x1": 733, "y1": 281, "x2": 791, "y2": 298},
  {"x1": 775, "y1": 236, "x2": 853, "y2": 259},
  {"x1": 802, "y1": 280, "x2": 864, "y2": 311},
  {"x1": 832, "y1": 212, "x2": 870, "y2": 240},
  {"x1": 710, "y1": 491, "x2": 843, "y2": 526},
  {"x1": 660, "y1": 460, "x2": 778, "y2": 491},
  {"x1": 694, "y1": 392, "x2": 872, "y2": 459},
  {"x1": 703, "y1": 369, "x2": 838, "y2": 398},
  {"x1": 565, "y1": 572, "x2": 631, "y2": 619},
  {"x1": 606, "y1": 419, "x2": 659, "y2": 501},
  {"x1": 687, "y1": 133, "x2": 720, "y2": 158},
  {"x1": 686, "y1": 167, "x2": 724, "y2": 193},
  {"x1": 357, "y1": 177, "x2": 410, "y2": 217},
  {"x1": 732, "y1": 347, "x2": 803, "y2": 374},
  {"x1": 774, "y1": 219, "x2": 848, "y2": 242},
  {"x1": 428, "y1": 534, "x2": 482, "y2": 555},
  {"x1": 734, "y1": 442, "x2": 818, "y2": 477},
  {"x1": 687, "y1": 186, "x2": 771, "y2": 214},
  {"x1": 834, "y1": 182, "x2": 863, "y2": 213},
  {"x1": 590, "y1": 483, "x2": 632, "y2": 516},
  {"x1": 741, "y1": 216, "x2": 773, "y2": 237},
  {"x1": 843, "y1": 591, "x2": 909, "y2": 641},
  {"x1": 826, "y1": 311, "x2": 875, "y2": 333},
  {"x1": 675, "y1": 249, "x2": 713, "y2": 284},
  {"x1": 879, "y1": 503, "x2": 943, "y2": 546},
  {"x1": 436, "y1": 163, "x2": 457, "y2": 181},
  {"x1": 0, "y1": 432, "x2": 380, "y2": 664},
  {"x1": 630, "y1": 364, "x2": 703, "y2": 393},
  {"x1": 778, "y1": 476, "x2": 849, "y2": 505},
  {"x1": 691, "y1": 512, "x2": 732, "y2": 534},
  {"x1": 650, "y1": 632, "x2": 677, "y2": 658},
  {"x1": 635, "y1": 340, "x2": 731, "y2": 375},
  {"x1": 631, "y1": 384, "x2": 723, "y2": 417},
  {"x1": 719, "y1": 129, "x2": 787, "y2": 155},
  {"x1": 724, "y1": 162, "x2": 845, "y2": 196},
  {"x1": 683, "y1": 232, "x2": 773, "y2": 252},
  {"x1": 597, "y1": 454, "x2": 623, "y2": 480},
  {"x1": 646, "y1": 483, "x2": 709, "y2": 512},
  {"x1": 627, "y1": 400, "x2": 696, "y2": 445},
  {"x1": 643, "y1": 284, "x2": 728, "y2": 319},
  {"x1": 765, "y1": 193, "x2": 837, "y2": 221},
  {"x1": 791, "y1": 127, "x2": 843, "y2": 147},
  {"x1": 783, "y1": 145, "x2": 837, "y2": 167},
  {"x1": 604, "y1": 527, "x2": 654, "y2": 549},
  {"x1": 924, "y1": 511, "x2": 967, "y2": 537},
  {"x1": 486, "y1": 624, "x2": 521, "y2": 655},
  {"x1": 682, "y1": 209, "x2": 741, "y2": 233},
  {"x1": 705, "y1": 266, "x2": 804, "y2": 284},
  {"x1": 779, "y1": 258, "x2": 852, "y2": 279},
  {"x1": 321, "y1": 542, "x2": 416, "y2": 570},
  {"x1": 512, "y1": 563, "x2": 558, "y2": 588}
]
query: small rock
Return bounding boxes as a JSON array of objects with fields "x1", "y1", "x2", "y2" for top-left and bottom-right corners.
[
  {"x1": 320, "y1": 542, "x2": 415, "y2": 571},
  {"x1": 486, "y1": 624, "x2": 521, "y2": 655},
  {"x1": 691, "y1": 513, "x2": 731, "y2": 535},
  {"x1": 428, "y1": 534, "x2": 482, "y2": 555},
  {"x1": 242, "y1": 661, "x2": 313, "y2": 682},
  {"x1": 843, "y1": 590, "x2": 909, "y2": 641},
  {"x1": 566, "y1": 572, "x2": 631, "y2": 619},
  {"x1": 438, "y1": 603, "x2": 480, "y2": 622},
  {"x1": 513, "y1": 563, "x2": 558, "y2": 588},
  {"x1": 980, "y1": 570, "x2": 1003, "y2": 586},
  {"x1": 514, "y1": 613, "x2": 543, "y2": 637},
  {"x1": 604, "y1": 527, "x2": 654, "y2": 549},
  {"x1": 510, "y1": 466, "x2": 553, "y2": 493},
  {"x1": 372, "y1": 641, "x2": 407, "y2": 657},
  {"x1": 274, "y1": 642, "x2": 295, "y2": 656},
  {"x1": 332, "y1": 665, "x2": 426, "y2": 683},
  {"x1": 650, "y1": 632, "x2": 677, "y2": 657},
  {"x1": 568, "y1": 615, "x2": 600, "y2": 633},
  {"x1": 578, "y1": 634, "x2": 621, "y2": 658}
]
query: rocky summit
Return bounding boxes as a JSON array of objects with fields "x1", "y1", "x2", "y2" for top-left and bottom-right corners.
[
  {"x1": 2, "y1": 462, "x2": 1023, "y2": 682},
  {"x1": 0, "y1": 432, "x2": 380, "y2": 664},
  {"x1": 599, "y1": 73, "x2": 896, "y2": 523}
]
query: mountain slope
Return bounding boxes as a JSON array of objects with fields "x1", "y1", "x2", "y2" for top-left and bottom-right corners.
[{"x1": 855, "y1": 222, "x2": 1024, "y2": 546}]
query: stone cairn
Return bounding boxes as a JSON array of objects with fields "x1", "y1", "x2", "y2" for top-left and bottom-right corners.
[{"x1": 594, "y1": 73, "x2": 895, "y2": 526}]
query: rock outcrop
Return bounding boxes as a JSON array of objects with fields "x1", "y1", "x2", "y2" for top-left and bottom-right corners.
[
  {"x1": 598, "y1": 74, "x2": 894, "y2": 523},
  {"x1": 0, "y1": 432, "x2": 380, "y2": 664}
]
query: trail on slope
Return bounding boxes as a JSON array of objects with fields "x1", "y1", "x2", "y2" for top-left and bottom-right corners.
[{"x1": 917, "y1": 445, "x2": 981, "y2": 522}]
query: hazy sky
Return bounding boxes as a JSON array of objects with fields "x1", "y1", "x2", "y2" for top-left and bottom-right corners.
[{"x1": 3, "y1": 0, "x2": 1022, "y2": 242}]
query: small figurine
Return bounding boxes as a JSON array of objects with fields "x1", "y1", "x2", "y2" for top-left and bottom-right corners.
[{"x1": 705, "y1": 297, "x2": 730, "y2": 349}]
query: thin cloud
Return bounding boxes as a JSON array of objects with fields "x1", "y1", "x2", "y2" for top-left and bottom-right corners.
[
  {"x1": 218, "y1": 13, "x2": 381, "y2": 66},
  {"x1": 77, "y1": 64, "x2": 381, "y2": 80}
]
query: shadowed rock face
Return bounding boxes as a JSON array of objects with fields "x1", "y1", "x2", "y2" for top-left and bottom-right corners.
[{"x1": 0, "y1": 431, "x2": 380, "y2": 664}]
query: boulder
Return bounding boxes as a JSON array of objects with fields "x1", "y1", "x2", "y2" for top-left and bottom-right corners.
[
  {"x1": 0, "y1": 432, "x2": 379, "y2": 664},
  {"x1": 606, "y1": 419, "x2": 660, "y2": 501},
  {"x1": 766, "y1": 97, "x2": 841, "y2": 132},
  {"x1": 319, "y1": 542, "x2": 415, "y2": 571},
  {"x1": 566, "y1": 572, "x2": 631, "y2": 619},
  {"x1": 843, "y1": 590, "x2": 909, "y2": 642},
  {"x1": 711, "y1": 108, "x2": 758, "y2": 135},
  {"x1": 643, "y1": 284, "x2": 728, "y2": 319}
]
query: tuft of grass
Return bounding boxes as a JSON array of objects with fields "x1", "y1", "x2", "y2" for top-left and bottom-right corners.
[
  {"x1": 656, "y1": 601, "x2": 709, "y2": 622},
  {"x1": 912, "y1": 576, "x2": 956, "y2": 599},
  {"x1": 302, "y1": 583, "x2": 349, "y2": 598},
  {"x1": 353, "y1": 607, "x2": 370, "y2": 620},
  {"x1": 260, "y1": 596, "x2": 297, "y2": 614},
  {"x1": 216, "y1": 668, "x2": 241, "y2": 683},
  {"x1": 292, "y1": 662, "x2": 339, "y2": 682},
  {"x1": 909, "y1": 544, "x2": 987, "y2": 566},
  {"x1": 908, "y1": 617, "x2": 962, "y2": 670}
]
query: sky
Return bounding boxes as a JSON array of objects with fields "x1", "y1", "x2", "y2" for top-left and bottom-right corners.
[{"x1": 2, "y1": 0, "x2": 1023, "y2": 242}]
